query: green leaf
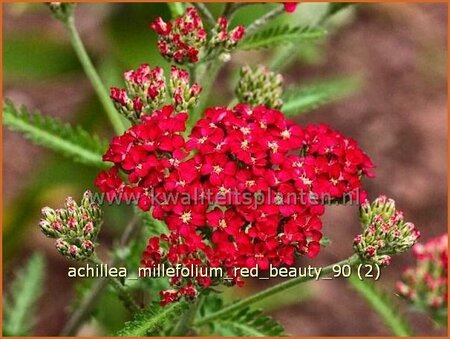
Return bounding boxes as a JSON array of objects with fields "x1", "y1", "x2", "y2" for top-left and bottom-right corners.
[
  {"x1": 239, "y1": 25, "x2": 327, "y2": 50},
  {"x1": 167, "y1": 3, "x2": 185, "y2": 17},
  {"x1": 117, "y1": 301, "x2": 188, "y2": 336},
  {"x1": 3, "y1": 100, "x2": 108, "y2": 168},
  {"x1": 3, "y1": 253, "x2": 45, "y2": 336},
  {"x1": 209, "y1": 307, "x2": 285, "y2": 336},
  {"x1": 282, "y1": 77, "x2": 360, "y2": 116},
  {"x1": 348, "y1": 275, "x2": 413, "y2": 336},
  {"x1": 136, "y1": 208, "x2": 168, "y2": 236},
  {"x1": 198, "y1": 295, "x2": 285, "y2": 336}
]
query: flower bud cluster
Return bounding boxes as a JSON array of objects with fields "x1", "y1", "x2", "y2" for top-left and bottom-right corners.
[
  {"x1": 150, "y1": 8, "x2": 245, "y2": 64},
  {"x1": 396, "y1": 233, "x2": 447, "y2": 323},
  {"x1": 151, "y1": 8, "x2": 207, "y2": 64},
  {"x1": 39, "y1": 191, "x2": 102, "y2": 261},
  {"x1": 235, "y1": 65, "x2": 284, "y2": 109},
  {"x1": 353, "y1": 195, "x2": 420, "y2": 266},
  {"x1": 110, "y1": 64, "x2": 201, "y2": 123},
  {"x1": 209, "y1": 17, "x2": 246, "y2": 52}
]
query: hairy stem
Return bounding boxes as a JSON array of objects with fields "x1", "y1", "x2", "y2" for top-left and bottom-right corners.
[
  {"x1": 65, "y1": 16, "x2": 125, "y2": 135},
  {"x1": 348, "y1": 275, "x2": 413, "y2": 336},
  {"x1": 245, "y1": 5, "x2": 286, "y2": 37},
  {"x1": 191, "y1": 2, "x2": 215, "y2": 27},
  {"x1": 195, "y1": 254, "x2": 361, "y2": 326},
  {"x1": 60, "y1": 216, "x2": 140, "y2": 335},
  {"x1": 171, "y1": 294, "x2": 204, "y2": 336},
  {"x1": 188, "y1": 60, "x2": 222, "y2": 130}
]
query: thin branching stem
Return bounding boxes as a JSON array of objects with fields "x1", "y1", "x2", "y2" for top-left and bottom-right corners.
[
  {"x1": 60, "y1": 216, "x2": 140, "y2": 335},
  {"x1": 171, "y1": 294, "x2": 205, "y2": 335},
  {"x1": 191, "y1": 2, "x2": 216, "y2": 27},
  {"x1": 245, "y1": 5, "x2": 286, "y2": 37},
  {"x1": 64, "y1": 15, "x2": 125, "y2": 134},
  {"x1": 194, "y1": 254, "x2": 361, "y2": 326}
]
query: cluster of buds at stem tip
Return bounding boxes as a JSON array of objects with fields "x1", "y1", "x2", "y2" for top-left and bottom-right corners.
[
  {"x1": 209, "y1": 17, "x2": 245, "y2": 58},
  {"x1": 235, "y1": 65, "x2": 284, "y2": 109},
  {"x1": 39, "y1": 190, "x2": 102, "y2": 261},
  {"x1": 110, "y1": 64, "x2": 201, "y2": 123},
  {"x1": 396, "y1": 233, "x2": 448, "y2": 325},
  {"x1": 353, "y1": 195, "x2": 420, "y2": 266},
  {"x1": 150, "y1": 8, "x2": 245, "y2": 65}
]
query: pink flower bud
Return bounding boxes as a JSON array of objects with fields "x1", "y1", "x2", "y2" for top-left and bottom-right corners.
[
  {"x1": 150, "y1": 17, "x2": 171, "y2": 35},
  {"x1": 230, "y1": 26, "x2": 245, "y2": 43},
  {"x1": 110, "y1": 88, "x2": 128, "y2": 105},
  {"x1": 84, "y1": 221, "x2": 94, "y2": 235},
  {"x1": 69, "y1": 245, "x2": 79, "y2": 257},
  {"x1": 283, "y1": 2, "x2": 298, "y2": 13}
]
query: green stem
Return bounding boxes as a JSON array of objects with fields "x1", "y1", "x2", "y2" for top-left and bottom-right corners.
[
  {"x1": 245, "y1": 5, "x2": 286, "y2": 36},
  {"x1": 91, "y1": 256, "x2": 140, "y2": 313},
  {"x1": 348, "y1": 275, "x2": 413, "y2": 336},
  {"x1": 60, "y1": 216, "x2": 141, "y2": 335},
  {"x1": 65, "y1": 16, "x2": 125, "y2": 135},
  {"x1": 192, "y1": 3, "x2": 216, "y2": 27},
  {"x1": 171, "y1": 294, "x2": 204, "y2": 336},
  {"x1": 195, "y1": 254, "x2": 361, "y2": 326},
  {"x1": 188, "y1": 60, "x2": 222, "y2": 130}
]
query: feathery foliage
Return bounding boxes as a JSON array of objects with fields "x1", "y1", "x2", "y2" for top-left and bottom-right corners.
[
  {"x1": 209, "y1": 307, "x2": 286, "y2": 337},
  {"x1": 3, "y1": 100, "x2": 108, "y2": 168},
  {"x1": 137, "y1": 208, "x2": 168, "y2": 236},
  {"x1": 3, "y1": 253, "x2": 45, "y2": 336},
  {"x1": 239, "y1": 25, "x2": 327, "y2": 50},
  {"x1": 198, "y1": 295, "x2": 285, "y2": 337},
  {"x1": 282, "y1": 77, "x2": 360, "y2": 116},
  {"x1": 117, "y1": 301, "x2": 188, "y2": 336},
  {"x1": 348, "y1": 275, "x2": 413, "y2": 336}
]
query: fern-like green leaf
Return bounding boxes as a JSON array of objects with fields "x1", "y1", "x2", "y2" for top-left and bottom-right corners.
[
  {"x1": 239, "y1": 25, "x2": 327, "y2": 50},
  {"x1": 3, "y1": 100, "x2": 108, "y2": 168},
  {"x1": 348, "y1": 275, "x2": 413, "y2": 336},
  {"x1": 3, "y1": 253, "x2": 45, "y2": 336},
  {"x1": 209, "y1": 307, "x2": 285, "y2": 337},
  {"x1": 282, "y1": 77, "x2": 360, "y2": 116},
  {"x1": 117, "y1": 301, "x2": 188, "y2": 336},
  {"x1": 136, "y1": 208, "x2": 168, "y2": 237}
]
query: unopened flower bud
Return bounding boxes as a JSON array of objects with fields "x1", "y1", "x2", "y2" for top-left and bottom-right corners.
[
  {"x1": 41, "y1": 207, "x2": 57, "y2": 222},
  {"x1": 169, "y1": 66, "x2": 202, "y2": 112},
  {"x1": 39, "y1": 190, "x2": 103, "y2": 261},
  {"x1": 210, "y1": 16, "x2": 245, "y2": 52},
  {"x1": 397, "y1": 234, "x2": 447, "y2": 326},
  {"x1": 353, "y1": 195, "x2": 420, "y2": 266},
  {"x1": 150, "y1": 8, "x2": 206, "y2": 64},
  {"x1": 235, "y1": 65, "x2": 284, "y2": 109}
]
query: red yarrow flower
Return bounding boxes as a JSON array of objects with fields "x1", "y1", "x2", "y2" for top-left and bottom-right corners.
[{"x1": 97, "y1": 101, "x2": 375, "y2": 305}]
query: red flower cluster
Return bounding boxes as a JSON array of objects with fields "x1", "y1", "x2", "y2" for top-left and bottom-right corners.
[
  {"x1": 396, "y1": 233, "x2": 448, "y2": 315},
  {"x1": 96, "y1": 102, "x2": 374, "y2": 305},
  {"x1": 150, "y1": 8, "x2": 245, "y2": 64},
  {"x1": 151, "y1": 8, "x2": 206, "y2": 63}
]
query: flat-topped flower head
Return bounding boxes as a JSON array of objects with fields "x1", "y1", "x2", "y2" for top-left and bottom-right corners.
[
  {"x1": 353, "y1": 195, "x2": 420, "y2": 266},
  {"x1": 98, "y1": 99, "x2": 374, "y2": 305}
]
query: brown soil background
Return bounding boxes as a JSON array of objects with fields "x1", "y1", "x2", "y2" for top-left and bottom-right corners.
[{"x1": 3, "y1": 2, "x2": 447, "y2": 336}]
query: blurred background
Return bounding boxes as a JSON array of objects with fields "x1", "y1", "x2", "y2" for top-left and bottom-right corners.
[{"x1": 2, "y1": 2, "x2": 447, "y2": 336}]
